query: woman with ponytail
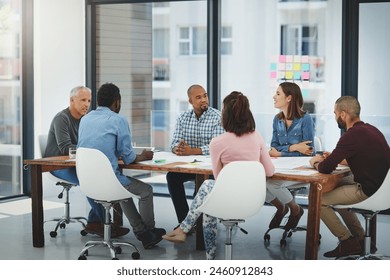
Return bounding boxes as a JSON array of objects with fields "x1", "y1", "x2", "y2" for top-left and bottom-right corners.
[{"x1": 162, "y1": 91, "x2": 275, "y2": 259}]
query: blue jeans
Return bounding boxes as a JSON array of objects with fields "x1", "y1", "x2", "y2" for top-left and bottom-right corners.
[{"x1": 51, "y1": 167, "x2": 105, "y2": 223}]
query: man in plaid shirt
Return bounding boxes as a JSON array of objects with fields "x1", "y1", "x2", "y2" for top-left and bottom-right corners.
[{"x1": 167, "y1": 84, "x2": 225, "y2": 225}]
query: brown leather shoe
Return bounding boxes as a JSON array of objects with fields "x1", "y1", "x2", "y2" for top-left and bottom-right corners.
[
  {"x1": 324, "y1": 236, "x2": 362, "y2": 258},
  {"x1": 111, "y1": 224, "x2": 130, "y2": 238},
  {"x1": 84, "y1": 222, "x2": 104, "y2": 237},
  {"x1": 269, "y1": 206, "x2": 289, "y2": 229},
  {"x1": 85, "y1": 223, "x2": 130, "y2": 238},
  {"x1": 284, "y1": 206, "x2": 304, "y2": 231}
]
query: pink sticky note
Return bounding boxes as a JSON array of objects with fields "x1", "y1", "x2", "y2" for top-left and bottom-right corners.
[
  {"x1": 279, "y1": 55, "x2": 286, "y2": 63},
  {"x1": 301, "y1": 56, "x2": 309, "y2": 63},
  {"x1": 302, "y1": 72, "x2": 310, "y2": 80}
]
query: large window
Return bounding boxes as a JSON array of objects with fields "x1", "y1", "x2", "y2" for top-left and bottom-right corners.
[
  {"x1": 220, "y1": 0, "x2": 342, "y2": 151},
  {"x1": 94, "y1": 1, "x2": 208, "y2": 151},
  {"x1": 179, "y1": 26, "x2": 232, "y2": 56},
  {"x1": 88, "y1": 0, "x2": 349, "y2": 154},
  {"x1": 281, "y1": 25, "x2": 318, "y2": 55},
  {"x1": 0, "y1": 0, "x2": 23, "y2": 200}
]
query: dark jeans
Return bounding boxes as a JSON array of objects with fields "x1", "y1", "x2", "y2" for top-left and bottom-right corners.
[{"x1": 166, "y1": 172, "x2": 196, "y2": 223}]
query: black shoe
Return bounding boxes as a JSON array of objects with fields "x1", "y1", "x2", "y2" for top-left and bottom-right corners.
[
  {"x1": 150, "y1": 227, "x2": 166, "y2": 237},
  {"x1": 137, "y1": 229, "x2": 162, "y2": 249}
]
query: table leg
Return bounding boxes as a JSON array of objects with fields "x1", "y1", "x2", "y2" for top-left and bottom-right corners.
[
  {"x1": 195, "y1": 174, "x2": 208, "y2": 251},
  {"x1": 305, "y1": 182, "x2": 322, "y2": 260},
  {"x1": 30, "y1": 165, "x2": 45, "y2": 247}
]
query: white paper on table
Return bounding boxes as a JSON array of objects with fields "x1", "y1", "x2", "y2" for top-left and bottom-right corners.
[
  {"x1": 271, "y1": 157, "x2": 311, "y2": 169},
  {"x1": 137, "y1": 151, "x2": 211, "y2": 165}
]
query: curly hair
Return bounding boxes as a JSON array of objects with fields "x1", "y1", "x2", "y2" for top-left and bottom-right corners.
[{"x1": 97, "y1": 83, "x2": 121, "y2": 107}]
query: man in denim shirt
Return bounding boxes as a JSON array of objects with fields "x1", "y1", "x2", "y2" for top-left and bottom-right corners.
[
  {"x1": 167, "y1": 84, "x2": 225, "y2": 225},
  {"x1": 78, "y1": 83, "x2": 166, "y2": 249}
]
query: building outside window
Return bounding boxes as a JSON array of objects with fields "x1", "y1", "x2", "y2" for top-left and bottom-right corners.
[{"x1": 0, "y1": 0, "x2": 23, "y2": 199}]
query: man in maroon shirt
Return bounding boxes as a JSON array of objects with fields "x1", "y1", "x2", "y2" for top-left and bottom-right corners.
[{"x1": 309, "y1": 96, "x2": 390, "y2": 258}]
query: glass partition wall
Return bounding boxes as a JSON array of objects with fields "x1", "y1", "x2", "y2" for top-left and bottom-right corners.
[
  {"x1": 89, "y1": 0, "x2": 344, "y2": 201},
  {"x1": 91, "y1": 0, "x2": 343, "y2": 153},
  {"x1": 95, "y1": 2, "x2": 207, "y2": 150},
  {"x1": 0, "y1": 0, "x2": 23, "y2": 200}
]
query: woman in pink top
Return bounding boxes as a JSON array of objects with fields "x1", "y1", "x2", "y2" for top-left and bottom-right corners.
[{"x1": 163, "y1": 91, "x2": 275, "y2": 259}]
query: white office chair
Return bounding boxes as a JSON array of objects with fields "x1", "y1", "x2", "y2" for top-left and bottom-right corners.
[
  {"x1": 38, "y1": 134, "x2": 87, "y2": 237},
  {"x1": 334, "y1": 169, "x2": 390, "y2": 260},
  {"x1": 76, "y1": 147, "x2": 140, "y2": 260},
  {"x1": 197, "y1": 161, "x2": 266, "y2": 260},
  {"x1": 314, "y1": 136, "x2": 323, "y2": 152}
]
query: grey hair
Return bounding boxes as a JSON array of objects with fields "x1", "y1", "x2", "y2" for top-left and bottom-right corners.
[{"x1": 70, "y1": 86, "x2": 91, "y2": 97}]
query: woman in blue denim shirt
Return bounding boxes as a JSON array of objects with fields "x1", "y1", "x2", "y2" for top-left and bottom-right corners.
[{"x1": 266, "y1": 82, "x2": 314, "y2": 231}]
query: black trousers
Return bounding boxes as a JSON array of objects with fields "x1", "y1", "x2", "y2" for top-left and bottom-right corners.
[{"x1": 166, "y1": 172, "x2": 196, "y2": 223}]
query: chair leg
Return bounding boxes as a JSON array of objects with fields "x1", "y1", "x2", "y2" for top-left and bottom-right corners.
[
  {"x1": 224, "y1": 224, "x2": 233, "y2": 260},
  {"x1": 78, "y1": 202, "x2": 140, "y2": 260},
  {"x1": 46, "y1": 186, "x2": 87, "y2": 237},
  {"x1": 221, "y1": 219, "x2": 245, "y2": 260}
]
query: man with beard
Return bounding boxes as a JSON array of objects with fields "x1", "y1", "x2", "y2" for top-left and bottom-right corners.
[
  {"x1": 309, "y1": 96, "x2": 390, "y2": 258},
  {"x1": 167, "y1": 84, "x2": 225, "y2": 225}
]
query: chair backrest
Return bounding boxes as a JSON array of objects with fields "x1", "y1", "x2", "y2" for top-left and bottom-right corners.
[
  {"x1": 38, "y1": 134, "x2": 76, "y2": 185},
  {"x1": 197, "y1": 161, "x2": 266, "y2": 220},
  {"x1": 314, "y1": 136, "x2": 323, "y2": 152},
  {"x1": 76, "y1": 147, "x2": 139, "y2": 202},
  {"x1": 38, "y1": 134, "x2": 48, "y2": 158},
  {"x1": 341, "y1": 169, "x2": 390, "y2": 212}
]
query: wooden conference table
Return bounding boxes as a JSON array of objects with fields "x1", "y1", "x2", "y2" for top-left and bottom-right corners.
[{"x1": 23, "y1": 154, "x2": 350, "y2": 260}]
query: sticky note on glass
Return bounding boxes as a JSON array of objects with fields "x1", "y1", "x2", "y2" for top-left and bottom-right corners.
[
  {"x1": 286, "y1": 71, "x2": 293, "y2": 79},
  {"x1": 302, "y1": 72, "x2": 310, "y2": 80},
  {"x1": 302, "y1": 63, "x2": 310, "y2": 71},
  {"x1": 293, "y1": 63, "x2": 301, "y2": 71}
]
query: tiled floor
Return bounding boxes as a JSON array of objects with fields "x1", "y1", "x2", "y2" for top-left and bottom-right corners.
[{"x1": 0, "y1": 176, "x2": 390, "y2": 261}]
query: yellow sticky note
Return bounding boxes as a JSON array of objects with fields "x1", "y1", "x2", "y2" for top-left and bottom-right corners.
[{"x1": 293, "y1": 63, "x2": 301, "y2": 71}]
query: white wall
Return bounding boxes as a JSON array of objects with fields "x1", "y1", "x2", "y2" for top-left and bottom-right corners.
[
  {"x1": 33, "y1": 0, "x2": 86, "y2": 153},
  {"x1": 358, "y1": 2, "x2": 390, "y2": 116}
]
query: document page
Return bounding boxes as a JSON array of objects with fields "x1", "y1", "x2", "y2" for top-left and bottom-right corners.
[
  {"x1": 272, "y1": 157, "x2": 318, "y2": 175},
  {"x1": 138, "y1": 151, "x2": 211, "y2": 167}
]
